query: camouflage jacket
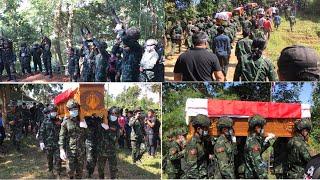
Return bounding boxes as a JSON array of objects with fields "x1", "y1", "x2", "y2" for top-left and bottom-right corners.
[
  {"x1": 235, "y1": 37, "x2": 253, "y2": 60},
  {"x1": 94, "y1": 53, "x2": 108, "y2": 82},
  {"x1": 286, "y1": 134, "x2": 311, "y2": 179},
  {"x1": 39, "y1": 117, "x2": 61, "y2": 149},
  {"x1": 165, "y1": 141, "x2": 184, "y2": 178},
  {"x1": 129, "y1": 117, "x2": 144, "y2": 141},
  {"x1": 214, "y1": 135, "x2": 236, "y2": 179},
  {"x1": 244, "y1": 133, "x2": 269, "y2": 179},
  {"x1": 183, "y1": 135, "x2": 207, "y2": 179},
  {"x1": 68, "y1": 54, "x2": 80, "y2": 76}
]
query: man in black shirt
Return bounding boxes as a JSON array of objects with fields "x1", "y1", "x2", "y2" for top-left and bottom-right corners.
[{"x1": 173, "y1": 32, "x2": 224, "y2": 81}]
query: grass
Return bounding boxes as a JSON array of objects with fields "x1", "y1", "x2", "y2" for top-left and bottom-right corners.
[
  {"x1": 265, "y1": 15, "x2": 320, "y2": 65},
  {"x1": 0, "y1": 135, "x2": 161, "y2": 179}
]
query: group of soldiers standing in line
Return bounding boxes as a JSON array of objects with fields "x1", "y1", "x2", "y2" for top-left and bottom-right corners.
[
  {"x1": 3, "y1": 98, "x2": 160, "y2": 178},
  {"x1": 164, "y1": 114, "x2": 314, "y2": 179},
  {"x1": 0, "y1": 25, "x2": 164, "y2": 82}
]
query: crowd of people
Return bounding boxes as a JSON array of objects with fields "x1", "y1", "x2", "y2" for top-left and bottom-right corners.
[
  {"x1": 163, "y1": 114, "x2": 317, "y2": 179},
  {"x1": 0, "y1": 99, "x2": 160, "y2": 178},
  {"x1": 167, "y1": 1, "x2": 320, "y2": 82},
  {"x1": 0, "y1": 26, "x2": 164, "y2": 82}
]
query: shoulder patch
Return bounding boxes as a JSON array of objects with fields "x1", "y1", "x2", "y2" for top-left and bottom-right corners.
[{"x1": 252, "y1": 144, "x2": 260, "y2": 152}]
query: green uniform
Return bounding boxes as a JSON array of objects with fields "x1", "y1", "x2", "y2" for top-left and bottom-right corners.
[
  {"x1": 165, "y1": 141, "x2": 184, "y2": 179},
  {"x1": 97, "y1": 120, "x2": 118, "y2": 179},
  {"x1": 287, "y1": 134, "x2": 311, "y2": 179},
  {"x1": 8, "y1": 110, "x2": 23, "y2": 150},
  {"x1": 182, "y1": 135, "x2": 207, "y2": 179},
  {"x1": 39, "y1": 117, "x2": 61, "y2": 174},
  {"x1": 289, "y1": 16, "x2": 296, "y2": 32},
  {"x1": 214, "y1": 135, "x2": 236, "y2": 179},
  {"x1": 234, "y1": 54, "x2": 277, "y2": 81},
  {"x1": 235, "y1": 37, "x2": 253, "y2": 61},
  {"x1": 252, "y1": 29, "x2": 265, "y2": 40},
  {"x1": 242, "y1": 20, "x2": 252, "y2": 30},
  {"x1": 85, "y1": 117, "x2": 100, "y2": 177},
  {"x1": 171, "y1": 25, "x2": 183, "y2": 54},
  {"x1": 129, "y1": 116, "x2": 145, "y2": 162},
  {"x1": 58, "y1": 117, "x2": 86, "y2": 178},
  {"x1": 244, "y1": 133, "x2": 269, "y2": 179}
]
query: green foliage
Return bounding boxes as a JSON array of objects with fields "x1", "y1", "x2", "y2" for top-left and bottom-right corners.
[{"x1": 311, "y1": 84, "x2": 320, "y2": 152}]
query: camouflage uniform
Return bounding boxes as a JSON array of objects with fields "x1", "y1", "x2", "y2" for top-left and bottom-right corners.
[
  {"x1": 41, "y1": 38, "x2": 52, "y2": 77},
  {"x1": 31, "y1": 44, "x2": 43, "y2": 72},
  {"x1": 235, "y1": 37, "x2": 253, "y2": 62},
  {"x1": 93, "y1": 40, "x2": 109, "y2": 82},
  {"x1": 19, "y1": 44, "x2": 32, "y2": 74},
  {"x1": 67, "y1": 53, "x2": 80, "y2": 82},
  {"x1": 21, "y1": 105, "x2": 31, "y2": 136},
  {"x1": 289, "y1": 16, "x2": 296, "y2": 32},
  {"x1": 8, "y1": 107, "x2": 23, "y2": 150},
  {"x1": 286, "y1": 119, "x2": 312, "y2": 179},
  {"x1": 39, "y1": 115, "x2": 62, "y2": 175},
  {"x1": 129, "y1": 115, "x2": 145, "y2": 162},
  {"x1": 170, "y1": 24, "x2": 183, "y2": 55},
  {"x1": 166, "y1": 140, "x2": 184, "y2": 179},
  {"x1": 0, "y1": 39, "x2": 16, "y2": 81},
  {"x1": 97, "y1": 118, "x2": 118, "y2": 179},
  {"x1": 81, "y1": 40, "x2": 95, "y2": 82},
  {"x1": 120, "y1": 42, "x2": 143, "y2": 82}
]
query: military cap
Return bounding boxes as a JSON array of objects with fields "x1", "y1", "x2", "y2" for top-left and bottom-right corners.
[
  {"x1": 294, "y1": 118, "x2": 312, "y2": 131},
  {"x1": 192, "y1": 114, "x2": 211, "y2": 127},
  {"x1": 66, "y1": 99, "x2": 79, "y2": 109},
  {"x1": 217, "y1": 116, "x2": 233, "y2": 129},
  {"x1": 248, "y1": 115, "x2": 266, "y2": 129},
  {"x1": 176, "y1": 127, "x2": 188, "y2": 136},
  {"x1": 278, "y1": 45, "x2": 320, "y2": 81}
]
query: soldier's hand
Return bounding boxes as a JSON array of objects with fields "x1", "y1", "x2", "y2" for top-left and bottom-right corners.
[
  {"x1": 40, "y1": 142, "x2": 45, "y2": 151},
  {"x1": 209, "y1": 154, "x2": 214, "y2": 160},
  {"x1": 60, "y1": 149, "x2": 67, "y2": 161},
  {"x1": 264, "y1": 133, "x2": 276, "y2": 143}
]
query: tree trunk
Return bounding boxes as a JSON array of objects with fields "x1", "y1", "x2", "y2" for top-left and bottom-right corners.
[
  {"x1": 53, "y1": 0, "x2": 63, "y2": 66},
  {"x1": 66, "y1": 4, "x2": 74, "y2": 48}
]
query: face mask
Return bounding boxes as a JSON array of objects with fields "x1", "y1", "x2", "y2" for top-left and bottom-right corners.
[
  {"x1": 69, "y1": 110, "x2": 79, "y2": 118},
  {"x1": 110, "y1": 115, "x2": 118, "y2": 122},
  {"x1": 50, "y1": 112, "x2": 57, "y2": 118}
]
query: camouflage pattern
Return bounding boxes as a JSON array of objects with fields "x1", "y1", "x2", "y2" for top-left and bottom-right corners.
[
  {"x1": 286, "y1": 134, "x2": 311, "y2": 178},
  {"x1": 182, "y1": 135, "x2": 207, "y2": 179},
  {"x1": 7, "y1": 109, "x2": 23, "y2": 150},
  {"x1": 165, "y1": 140, "x2": 184, "y2": 179},
  {"x1": 19, "y1": 45, "x2": 32, "y2": 74},
  {"x1": 21, "y1": 106, "x2": 31, "y2": 136},
  {"x1": 97, "y1": 119, "x2": 118, "y2": 179},
  {"x1": 214, "y1": 135, "x2": 236, "y2": 178},
  {"x1": 170, "y1": 24, "x2": 183, "y2": 55},
  {"x1": 235, "y1": 37, "x2": 253, "y2": 61},
  {"x1": 129, "y1": 116, "x2": 145, "y2": 162},
  {"x1": 0, "y1": 39, "x2": 16, "y2": 80},
  {"x1": 242, "y1": 19, "x2": 252, "y2": 30},
  {"x1": 58, "y1": 116, "x2": 86, "y2": 178},
  {"x1": 289, "y1": 16, "x2": 296, "y2": 32},
  {"x1": 67, "y1": 54, "x2": 80, "y2": 82},
  {"x1": 94, "y1": 53, "x2": 108, "y2": 82},
  {"x1": 233, "y1": 55, "x2": 277, "y2": 81},
  {"x1": 39, "y1": 117, "x2": 62, "y2": 174},
  {"x1": 252, "y1": 28, "x2": 266, "y2": 40},
  {"x1": 31, "y1": 44, "x2": 43, "y2": 72},
  {"x1": 244, "y1": 133, "x2": 268, "y2": 179},
  {"x1": 81, "y1": 43, "x2": 95, "y2": 82},
  {"x1": 41, "y1": 43, "x2": 52, "y2": 76},
  {"x1": 120, "y1": 43, "x2": 143, "y2": 82}
]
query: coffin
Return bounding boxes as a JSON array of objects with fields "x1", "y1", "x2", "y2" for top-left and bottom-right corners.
[
  {"x1": 185, "y1": 98, "x2": 311, "y2": 139},
  {"x1": 54, "y1": 84, "x2": 108, "y2": 123}
]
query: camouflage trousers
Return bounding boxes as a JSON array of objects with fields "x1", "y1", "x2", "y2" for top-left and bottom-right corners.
[
  {"x1": 131, "y1": 139, "x2": 146, "y2": 162},
  {"x1": 97, "y1": 145, "x2": 118, "y2": 179},
  {"x1": 86, "y1": 141, "x2": 97, "y2": 177},
  {"x1": 43, "y1": 56, "x2": 52, "y2": 75},
  {"x1": 68, "y1": 151, "x2": 85, "y2": 178},
  {"x1": 46, "y1": 148, "x2": 61, "y2": 174}
]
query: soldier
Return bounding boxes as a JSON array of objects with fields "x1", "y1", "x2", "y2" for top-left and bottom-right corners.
[
  {"x1": 19, "y1": 43, "x2": 32, "y2": 75},
  {"x1": 0, "y1": 39, "x2": 16, "y2": 81},
  {"x1": 144, "y1": 109, "x2": 157, "y2": 157},
  {"x1": 234, "y1": 38, "x2": 277, "y2": 81},
  {"x1": 244, "y1": 115, "x2": 275, "y2": 179},
  {"x1": 97, "y1": 108, "x2": 119, "y2": 179},
  {"x1": 94, "y1": 41, "x2": 109, "y2": 82},
  {"x1": 21, "y1": 102, "x2": 31, "y2": 136},
  {"x1": 186, "y1": 21, "x2": 195, "y2": 48},
  {"x1": 31, "y1": 43, "x2": 43, "y2": 73},
  {"x1": 288, "y1": 15, "x2": 296, "y2": 32},
  {"x1": 235, "y1": 28, "x2": 253, "y2": 62},
  {"x1": 170, "y1": 21, "x2": 183, "y2": 55},
  {"x1": 214, "y1": 116, "x2": 237, "y2": 179},
  {"x1": 67, "y1": 47, "x2": 80, "y2": 82},
  {"x1": 242, "y1": 16, "x2": 252, "y2": 30},
  {"x1": 85, "y1": 114, "x2": 102, "y2": 178},
  {"x1": 129, "y1": 108, "x2": 146, "y2": 163},
  {"x1": 41, "y1": 37, "x2": 53, "y2": 78},
  {"x1": 8, "y1": 102, "x2": 23, "y2": 151},
  {"x1": 59, "y1": 99, "x2": 87, "y2": 178},
  {"x1": 38, "y1": 105, "x2": 62, "y2": 178},
  {"x1": 165, "y1": 128, "x2": 186, "y2": 179},
  {"x1": 286, "y1": 118, "x2": 312, "y2": 179},
  {"x1": 182, "y1": 114, "x2": 211, "y2": 179},
  {"x1": 81, "y1": 38, "x2": 96, "y2": 82}
]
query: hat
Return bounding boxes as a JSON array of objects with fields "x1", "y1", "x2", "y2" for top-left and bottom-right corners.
[
  {"x1": 192, "y1": 114, "x2": 211, "y2": 128},
  {"x1": 217, "y1": 116, "x2": 233, "y2": 129},
  {"x1": 278, "y1": 45, "x2": 320, "y2": 81}
]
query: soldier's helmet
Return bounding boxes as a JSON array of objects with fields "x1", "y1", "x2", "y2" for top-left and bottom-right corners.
[
  {"x1": 192, "y1": 114, "x2": 211, "y2": 128},
  {"x1": 248, "y1": 115, "x2": 266, "y2": 129},
  {"x1": 176, "y1": 127, "x2": 188, "y2": 136},
  {"x1": 42, "y1": 107, "x2": 50, "y2": 114},
  {"x1": 217, "y1": 116, "x2": 233, "y2": 129},
  {"x1": 48, "y1": 105, "x2": 58, "y2": 112},
  {"x1": 294, "y1": 118, "x2": 312, "y2": 132},
  {"x1": 66, "y1": 99, "x2": 79, "y2": 109}
]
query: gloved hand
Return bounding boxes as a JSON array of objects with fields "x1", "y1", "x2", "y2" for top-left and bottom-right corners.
[
  {"x1": 40, "y1": 142, "x2": 45, "y2": 151},
  {"x1": 79, "y1": 120, "x2": 88, "y2": 128},
  {"x1": 264, "y1": 133, "x2": 276, "y2": 143},
  {"x1": 232, "y1": 136, "x2": 237, "y2": 143},
  {"x1": 60, "y1": 149, "x2": 67, "y2": 161},
  {"x1": 101, "y1": 123, "x2": 109, "y2": 130}
]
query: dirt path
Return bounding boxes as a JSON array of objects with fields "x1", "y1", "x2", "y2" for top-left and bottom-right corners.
[
  {"x1": 165, "y1": 33, "x2": 241, "y2": 82},
  {"x1": 2, "y1": 72, "x2": 69, "y2": 83}
]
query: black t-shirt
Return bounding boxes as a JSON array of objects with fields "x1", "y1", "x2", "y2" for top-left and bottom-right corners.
[{"x1": 173, "y1": 48, "x2": 222, "y2": 81}]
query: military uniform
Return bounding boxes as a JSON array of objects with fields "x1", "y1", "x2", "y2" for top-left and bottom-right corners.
[
  {"x1": 31, "y1": 44, "x2": 43, "y2": 72},
  {"x1": 170, "y1": 24, "x2": 183, "y2": 55},
  {"x1": 39, "y1": 116, "x2": 62, "y2": 176},
  {"x1": 81, "y1": 41, "x2": 95, "y2": 82},
  {"x1": 289, "y1": 16, "x2": 296, "y2": 32},
  {"x1": 0, "y1": 39, "x2": 16, "y2": 81},
  {"x1": 166, "y1": 140, "x2": 184, "y2": 179},
  {"x1": 234, "y1": 54, "x2": 277, "y2": 81},
  {"x1": 59, "y1": 102, "x2": 86, "y2": 179},
  {"x1": 120, "y1": 41, "x2": 143, "y2": 82},
  {"x1": 97, "y1": 118, "x2": 118, "y2": 179},
  {"x1": 41, "y1": 39, "x2": 53, "y2": 77},
  {"x1": 19, "y1": 44, "x2": 32, "y2": 74},
  {"x1": 235, "y1": 37, "x2": 253, "y2": 62},
  {"x1": 67, "y1": 53, "x2": 80, "y2": 82},
  {"x1": 8, "y1": 108, "x2": 23, "y2": 150},
  {"x1": 21, "y1": 106, "x2": 31, "y2": 136},
  {"x1": 129, "y1": 116, "x2": 145, "y2": 162}
]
